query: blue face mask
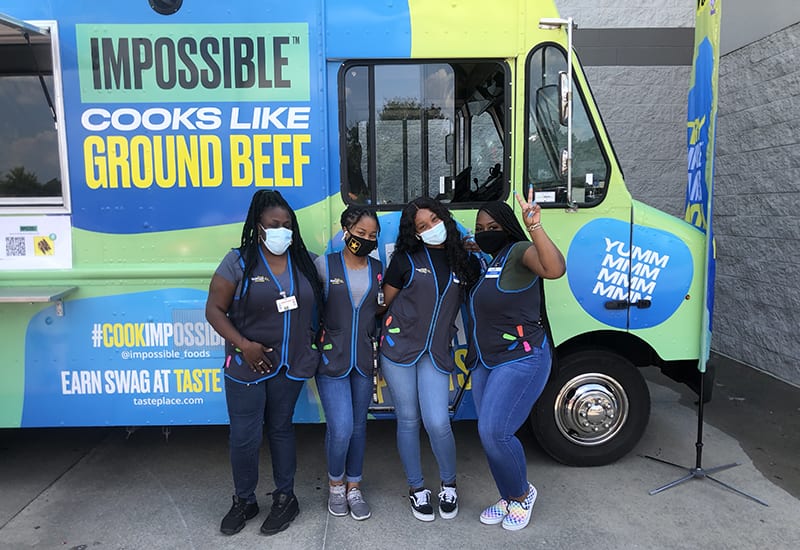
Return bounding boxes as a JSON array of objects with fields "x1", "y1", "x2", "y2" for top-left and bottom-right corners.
[
  {"x1": 262, "y1": 226, "x2": 293, "y2": 255},
  {"x1": 418, "y1": 220, "x2": 447, "y2": 246}
]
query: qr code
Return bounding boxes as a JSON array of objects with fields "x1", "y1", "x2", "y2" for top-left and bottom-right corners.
[{"x1": 5, "y1": 236, "x2": 26, "y2": 257}]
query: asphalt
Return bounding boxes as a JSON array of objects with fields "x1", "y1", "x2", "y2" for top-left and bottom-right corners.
[{"x1": 1, "y1": 354, "x2": 799, "y2": 550}]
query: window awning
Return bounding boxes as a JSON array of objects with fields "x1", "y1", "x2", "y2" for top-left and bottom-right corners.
[
  {"x1": 0, "y1": 12, "x2": 56, "y2": 125},
  {"x1": 0, "y1": 12, "x2": 49, "y2": 44}
]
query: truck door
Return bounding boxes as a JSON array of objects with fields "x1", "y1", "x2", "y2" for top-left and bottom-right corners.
[{"x1": 524, "y1": 44, "x2": 633, "y2": 335}]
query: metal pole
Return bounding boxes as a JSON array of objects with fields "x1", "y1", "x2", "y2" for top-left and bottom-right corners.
[{"x1": 566, "y1": 17, "x2": 574, "y2": 208}]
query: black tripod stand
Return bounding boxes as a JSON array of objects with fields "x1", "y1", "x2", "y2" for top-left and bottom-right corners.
[{"x1": 644, "y1": 368, "x2": 768, "y2": 506}]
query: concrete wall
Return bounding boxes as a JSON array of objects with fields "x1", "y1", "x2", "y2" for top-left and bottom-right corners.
[
  {"x1": 713, "y1": 22, "x2": 800, "y2": 384},
  {"x1": 554, "y1": 0, "x2": 694, "y2": 28},
  {"x1": 584, "y1": 65, "x2": 690, "y2": 217},
  {"x1": 556, "y1": 0, "x2": 694, "y2": 216}
]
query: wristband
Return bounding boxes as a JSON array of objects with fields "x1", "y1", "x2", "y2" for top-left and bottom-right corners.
[{"x1": 527, "y1": 222, "x2": 542, "y2": 232}]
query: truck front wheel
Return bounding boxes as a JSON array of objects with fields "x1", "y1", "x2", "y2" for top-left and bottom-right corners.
[{"x1": 530, "y1": 350, "x2": 650, "y2": 466}]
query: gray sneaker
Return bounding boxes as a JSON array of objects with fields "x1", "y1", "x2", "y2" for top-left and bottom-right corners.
[
  {"x1": 347, "y1": 487, "x2": 371, "y2": 520},
  {"x1": 328, "y1": 484, "x2": 348, "y2": 516}
]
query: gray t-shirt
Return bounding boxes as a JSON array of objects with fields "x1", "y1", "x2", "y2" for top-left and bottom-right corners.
[
  {"x1": 315, "y1": 254, "x2": 370, "y2": 305},
  {"x1": 216, "y1": 249, "x2": 292, "y2": 294}
]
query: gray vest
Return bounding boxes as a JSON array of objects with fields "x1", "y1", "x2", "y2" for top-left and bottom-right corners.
[
  {"x1": 317, "y1": 252, "x2": 382, "y2": 378},
  {"x1": 225, "y1": 249, "x2": 320, "y2": 382},
  {"x1": 380, "y1": 248, "x2": 464, "y2": 374},
  {"x1": 466, "y1": 243, "x2": 545, "y2": 369}
]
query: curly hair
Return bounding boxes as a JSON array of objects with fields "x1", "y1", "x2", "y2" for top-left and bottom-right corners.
[
  {"x1": 477, "y1": 201, "x2": 528, "y2": 243},
  {"x1": 393, "y1": 196, "x2": 477, "y2": 288},
  {"x1": 340, "y1": 205, "x2": 381, "y2": 234},
  {"x1": 237, "y1": 190, "x2": 323, "y2": 308}
]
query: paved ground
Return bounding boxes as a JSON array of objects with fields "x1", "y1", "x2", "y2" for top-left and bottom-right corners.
[{"x1": 1, "y1": 355, "x2": 799, "y2": 550}]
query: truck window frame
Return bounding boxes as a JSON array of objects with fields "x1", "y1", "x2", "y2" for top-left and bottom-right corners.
[
  {"x1": 0, "y1": 19, "x2": 71, "y2": 213},
  {"x1": 524, "y1": 43, "x2": 612, "y2": 208},
  {"x1": 337, "y1": 59, "x2": 510, "y2": 210}
]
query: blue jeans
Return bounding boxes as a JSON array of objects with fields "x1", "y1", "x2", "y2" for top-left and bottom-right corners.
[
  {"x1": 316, "y1": 369, "x2": 373, "y2": 482},
  {"x1": 380, "y1": 353, "x2": 456, "y2": 488},
  {"x1": 224, "y1": 373, "x2": 304, "y2": 503},
  {"x1": 470, "y1": 345, "x2": 551, "y2": 500}
]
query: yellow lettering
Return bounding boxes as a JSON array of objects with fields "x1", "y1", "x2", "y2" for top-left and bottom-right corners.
[
  {"x1": 84, "y1": 136, "x2": 107, "y2": 189},
  {"x1": 200, "y1": 135, "x2": 223, "y2": 187},
  {"x1": 174, "y1": 369, "x2": 187, "y2": 392},
  {"x1": 102, "y1": 323, "x2": 115, "y2": 348},
  {"x1": 375, "y1": 373, "x2": 389, "y2": 404},
  {"x1": 153, "y1": 135, "x2": 176, "y2": 188},
  {"x1": 191, "y1": 369, "x2": 203, "y2": 392},
  {"x1": 106, "y1": 136, "x2": 131, "y2": 188},
  {"x1": 210, "y1": 369, "x2": 221, "y2": 392},
  {"x1": 253, "y1": 134, "x2": 274, "y2": 187},
  {"x1": 230, "y1": 134, "x2": 252, "y2": 187},
  {"x1": 176, "y1": 135, "x2": 200, "y2": 187},
  {"x1": 129, "y1": 135, "x2": 152, "y2": 189},
  {"x1": 273, "y1": 134, "x2": 291, "y2": 187},
  {"x1": 292, "y1": 134, "x2": 310, "y2": 187},
  {"x1": 684, "y1": 203, "x2": 707, "y2": 230}
]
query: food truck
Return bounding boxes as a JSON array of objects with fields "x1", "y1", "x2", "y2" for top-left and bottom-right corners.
[{"x1": 0, "y1": 0, "x2": 706, "y2": 466}]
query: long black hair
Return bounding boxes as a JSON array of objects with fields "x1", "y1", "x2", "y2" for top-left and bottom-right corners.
[
  {"x1": 394, "y1": 196, "x2": 477, "y2": 288},
  {"x1": 340, "y1": 205, "x2": 381, "y2": 234},
  {"x1": 477, "y1": 201, "x2": 528, "y2": 243},
  {"x1": 237, "y1": 190, "x2": 323, "y2": 308}
]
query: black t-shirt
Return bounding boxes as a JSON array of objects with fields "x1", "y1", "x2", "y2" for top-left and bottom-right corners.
[{"x1": 384, "y1": 247, "x2": 480, "y2": 293}]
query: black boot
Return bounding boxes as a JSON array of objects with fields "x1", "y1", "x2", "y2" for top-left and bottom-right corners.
[{"x1": 260, "y1": 492, "x2": 299, "y2": 535}]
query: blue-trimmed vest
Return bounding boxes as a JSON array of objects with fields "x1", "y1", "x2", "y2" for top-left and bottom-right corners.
[
  {"x1": 317, "y1": 252, "x2": 382, "y2": 378},
  {"x1": 225, "y1": 249, "x2": 320, "y2": 382},
  {"x1": 466, "y1": 243, "x2": 545, "y2": 369},
  {"x1": 380, "y1": 248, "x2": 464, "y2": 374}
]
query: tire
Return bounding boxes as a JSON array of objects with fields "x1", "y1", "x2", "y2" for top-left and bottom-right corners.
[{"x1": 531, "y1": 350, "x2": 650, "y2": 466}]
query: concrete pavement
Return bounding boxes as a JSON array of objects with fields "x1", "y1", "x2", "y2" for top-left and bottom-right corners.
[{"x1": 1, "y1": 360, "x2": 799, "y2": 549}]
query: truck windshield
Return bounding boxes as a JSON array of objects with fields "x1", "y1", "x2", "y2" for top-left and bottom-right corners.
[{"x1": 526, "y1": 45, "x2": 609, "y2": 206}]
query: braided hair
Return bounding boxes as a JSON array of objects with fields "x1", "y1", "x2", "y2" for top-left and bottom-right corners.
[
  {"x1": 237, "y1": 190, "x2": 323, "y2": 308},
  {"x1": 340, "y1": 205, "x2": 381, "y2": 234},
  {"x1": 393, "y1": 196, "x2": 477, "y2": 288},
  {"x1": 477, "y1": 201, "x2": 528, "y2": 243}
]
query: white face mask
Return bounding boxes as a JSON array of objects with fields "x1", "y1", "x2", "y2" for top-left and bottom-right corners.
[
  {"x1": 261, "y1": 226, "x2": 293, "y2": 255},
  {"x1": 418, "y1": 220, "x2": 447, "y2": 246}
]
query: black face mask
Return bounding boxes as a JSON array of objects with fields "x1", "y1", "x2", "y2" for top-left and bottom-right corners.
[
  {"x1": 474, "y1": 230, "x2": 509, "y2": 255},
  {"x1": 345, "y1": 233, "x2": 377, "y2": 257}
]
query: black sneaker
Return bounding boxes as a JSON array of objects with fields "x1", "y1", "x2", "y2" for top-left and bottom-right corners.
[
  {"x1": 220, "y1": 496, "x2": 259, "y2": 535},
  {"x1": 260, "y1": 492, "x2": 299, "y2": 535},
  {"x1": 438, "y1": 482, "x2": 458, "y2": 519},
  {"x1": 409, "y1": 487, "x2": 434, "y2": 522}
]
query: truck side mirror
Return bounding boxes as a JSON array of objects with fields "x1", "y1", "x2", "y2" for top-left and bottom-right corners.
[
  {"x1": 558, "y1": 71, "x2": 570, "y2": 126},
  {"x1": 445, "y1": 133, "x2": 454, "y2": 165}
]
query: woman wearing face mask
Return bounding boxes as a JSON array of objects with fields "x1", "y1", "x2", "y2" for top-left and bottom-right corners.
[
  {"x1": 466, "y1": 192, "x2": 565, "y2": 531},
  {"x1": 380, "y1": 196, "x2": 480, "y2": 522},
  {"x1": 314, "y1": 206, "x2": 383, "y2": 521},
  {"x1": 205, "y1": 190, "x2": 323, "y2": 537}
]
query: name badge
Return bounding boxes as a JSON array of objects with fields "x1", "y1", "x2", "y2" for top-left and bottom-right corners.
[
  {"x1": 485, "y1": 266, "x2": 502, "y2": 279},
  {"x1": 276, "y1": 295, "x2": 298, "y2": 312}
]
